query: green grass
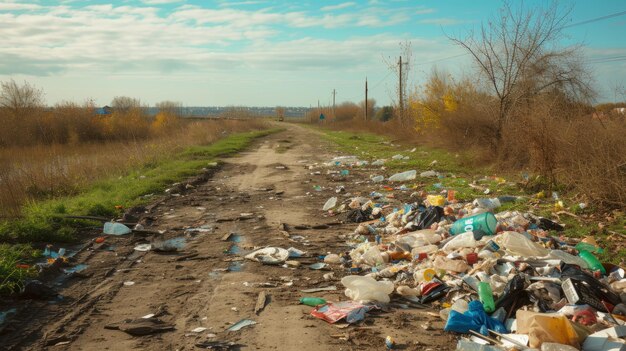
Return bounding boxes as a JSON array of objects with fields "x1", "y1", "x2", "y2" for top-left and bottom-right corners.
[
  {"x1": 322, "y1": 131, "x2": 475, "y2": 173},
  {"x1": 0, "y1": 129, "x2": 278, "y2": 244},
  {"x1": 0, "y1": 244, "x2": 39, "y2": 294}
]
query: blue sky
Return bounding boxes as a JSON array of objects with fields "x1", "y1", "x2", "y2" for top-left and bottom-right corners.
[{"x1": 1, "y1": 0, "x2": 625, "y2": 107}]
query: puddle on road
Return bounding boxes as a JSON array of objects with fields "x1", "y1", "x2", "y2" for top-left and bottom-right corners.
[
  {"x1": 227, "y1": 234, "x2": 242, "y2": 243},
  {"x1": 228, "y1": 261, "x2": 244, "y2": 272},
  {"x1": 224, "y1": 233, "x2": 246, "y2": 272},
  {"x1": 0, "y1": 308, "x2": 17, "y2": 327},
  {"x1": 227, "y1": 244, "x2": 241, "y2": 255},
  {"x1": 62, "y1": 263, "x2": 89, "y2": 274}
]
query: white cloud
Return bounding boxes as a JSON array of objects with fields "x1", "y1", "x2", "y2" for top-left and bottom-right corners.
[
  {"x1": 321, "y1": 2, "x2": 356, "y2": 12},
  {"x1": 0, "y1": 3, "x2": 41, "y2": 11},
  {"x1": 0, "y1": 0, "x2": 462, "y2": 104},
  {"x1": 140, "y1": 0, "x2": 184, "y2": 4},
  {"x1": 218, "y1": 1, "x2": 266, "y2": 7}
]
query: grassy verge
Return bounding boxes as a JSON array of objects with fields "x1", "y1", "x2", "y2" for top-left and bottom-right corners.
[
  {"x1": 320, "y1": 129, "x2": 626, "y2": 264},
  {"x1": 0, "y1": 128, "x2": 278, "y2": 293},
  {"x1": 0, "y1": 129, "x2": 277, "y2": 242}
]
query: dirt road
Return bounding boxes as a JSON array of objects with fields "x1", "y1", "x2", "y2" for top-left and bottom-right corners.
[{"x1": 2, "y1": 124, "x2": 455, "y2": 350}]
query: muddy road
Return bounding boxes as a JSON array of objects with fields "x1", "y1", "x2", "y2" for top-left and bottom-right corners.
[{"x1": 2, "y1": 124, "x2": 455, "y2": 350}]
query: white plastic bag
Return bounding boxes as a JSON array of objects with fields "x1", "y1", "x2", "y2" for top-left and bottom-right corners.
[
  {"x1": 388, "y1": 170, "x2": 416, "y2": 182},
  {"x1": 341, "y1": 275, "x2": 394, "y2": 303}
]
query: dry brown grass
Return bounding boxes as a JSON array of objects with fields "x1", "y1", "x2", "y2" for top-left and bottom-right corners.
[
  {"x1": 316, "y1": 95, "x2": 626, "y2": 209},
  {"x1": 0, "y1": 119, "x2": 266, "y2": 218}
]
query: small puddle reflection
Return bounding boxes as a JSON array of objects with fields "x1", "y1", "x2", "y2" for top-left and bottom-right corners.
[
  {"x1": 228, "y1": 234, "x2": 242, "y2": 243},
  {"x1": 224, "y1": 233, "x2": 246, "y2": 272},
  {"x1": 227, "y1": 244, "x2": 241, "y2": 255},
  {"x1": 228, "y1": 261, "x2": 244, "y2": 272}
]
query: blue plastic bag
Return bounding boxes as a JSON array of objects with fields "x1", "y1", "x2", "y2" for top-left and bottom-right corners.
[{"x1": 444, "y1": 300, "x2": 508, "y2": 336}]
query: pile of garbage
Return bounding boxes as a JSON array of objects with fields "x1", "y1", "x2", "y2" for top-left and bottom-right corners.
[{"x1": 309, "y1": 157, "x2": 626, "y2": 350}]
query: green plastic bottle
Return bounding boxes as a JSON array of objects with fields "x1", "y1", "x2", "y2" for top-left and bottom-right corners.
[
  {"x1": 300, "y1": 297, "x2": 327, "y2": 307},
  {"x1": 477, "y1": 282, "x2": 495, "y2": 313},
  {"x1": 579, "y1": 250, "x2": 606, "y2": 275}
]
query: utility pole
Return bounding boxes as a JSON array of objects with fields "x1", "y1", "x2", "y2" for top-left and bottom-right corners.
[
  {"x1": 332, "y1": 89, "x2": 336, "y2": 118},
  {"x1": 398, "y1": 56, "x2": 404, "y2": 115},
  {"x1": 365, "y1": 77, "x2": 368, "y2": 121}
]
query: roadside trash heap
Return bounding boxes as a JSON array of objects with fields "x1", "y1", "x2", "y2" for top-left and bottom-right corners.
[{"x1": 304, "y1": 156, "x2": 626, "y2": 351}]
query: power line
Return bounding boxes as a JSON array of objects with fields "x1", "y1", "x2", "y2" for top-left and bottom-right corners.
[
  {"x1": 587, "y1": 57, "x2": 626, "y2": 64},
  {"x1": 562, "y1": 10, "x2": 626, "y2": 29},
  {"x1": 416, "y1": 53, "x2": 469, "y2": 66},
  {"x1": 412, "y1": 11, "x2": 626, "y2": 67},
  {"x1": 587, "y1": 55, "x2": 626, "y2": 62}
]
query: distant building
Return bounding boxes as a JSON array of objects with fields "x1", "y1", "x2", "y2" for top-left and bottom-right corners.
[{"x1": 95, "y1": 105, "x2": 112, "y2": 115}]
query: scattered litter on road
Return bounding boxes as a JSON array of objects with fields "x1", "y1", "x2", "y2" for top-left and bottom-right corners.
[
  {"x1": 311, "y1": 301, "x2": 378, "y2": 324},
  {"x1": 301, "y1": 286, "x2": 337, "y2": 293},
  {"x1": 103, "y1": 222, "x2": 132, "y2": 235},
  {"x1": 152, "y1": 237, "x2": 186, "y2": 252},
  {"x1": 195, "y1": 340, "x2": 242, "y2": 350},
  {"x1": 133, "y1": 244, "x2": 152, "y2": 252},
  {"x1": 227, "y1": 319, "x2": 256, "y2": 332},
  {"x1": 254, "y1": 291, "x2": 267, "y2": 315},
  {"x1": 245, "y1": 247, "x2": 289, "y2": 265},
  {"x1": 294, "y1": 155, "x2": 626, "y2": 350}
]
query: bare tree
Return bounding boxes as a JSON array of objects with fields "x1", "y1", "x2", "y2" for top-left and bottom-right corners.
[
  {"x1": 275, "y1": 106, "x2": 285, "y2": 121},
  {"x1": 111, "y1": 96, "x2": 141, "y2": 113},
  {"x1": 0, "y1": 79, "x2": 44, "y2": 116},
  {"x1": 156, "y1": 100, "x2": 183, "y2": 116},
  {"x1": 383, "y1": 41, "x2": 412, "y2": 125},
  {"x1": 449, "y1": 1, "x2": 593, "y2": 143}
]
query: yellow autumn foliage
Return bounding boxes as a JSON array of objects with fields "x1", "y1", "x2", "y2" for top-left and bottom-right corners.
[
  {"x1": 151, "y1": 111, "x2": 180, "y2": 135},
  {"x1": 409, "y1": 69, "x2": 459, "y2": 133}
]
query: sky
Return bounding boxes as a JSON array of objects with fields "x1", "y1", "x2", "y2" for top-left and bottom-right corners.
[{"x1": 1, "y1": 0, "x2": 625, "y2": 107}]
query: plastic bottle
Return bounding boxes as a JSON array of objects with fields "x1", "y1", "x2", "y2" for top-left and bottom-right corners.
[
  {"x1": 540, "y1": 343, "x2": 578, "y2": 351},
  {"x1": 478, "y1": 282, "x2": 495, "y2": 313},
  {"x1": 324, "y1": 254, "x2": 341, "y2": 264},
  {"x1": 449, "y1": 212, "x2": 497, "y2": 236},
  {"x1": 456, "y1": 339, "x2": 505, "y2": 351},
  {"x1": 575, "y1": 241, "x2": 605, "y2": 254},
  {"x1": 413, "y1": 268, "x2": 436, "y2": 283},
  {"x1": 388, "y1": 170, "x2": 416, "y2": 182},
  {"x1": 371, "y1": 175, "x2": 384, "y2": 182},
  {"x1": 300, "y1": 297, "x2": 327, "y2": 306},
  {"x1": 433, "y1": 256, "x2": 470, "y2": 273},
  {"x1": 442, "y1": 231, "x2": 484, "y2": 251},
  {"x1": 495, "y1": 231, "x2": 549, "y2": 257},
  {"x1": 411, "y1": 244, "x2": 438, "y2": 256},
  {"x1": 322, "y1": 197, "x2": 337, "y2": 210},
  {"x1": 578, "y1": 250, "x2": 606, "y2": 274},
  {"x1": 385, "y1": 336, "x2": 395, "y2": 349},
  {"x1": 58, "y1": 248, "x2": 66, "y2": 257},
  {"x1": 473, "y1": 198, "x2": 501, "y2": 210}
]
